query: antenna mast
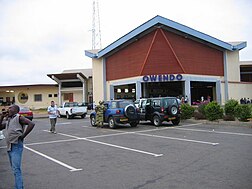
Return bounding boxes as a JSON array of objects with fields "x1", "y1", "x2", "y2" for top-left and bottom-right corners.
[{"x1": 92, "y1": 0, "x2": 102, "y2": 50}]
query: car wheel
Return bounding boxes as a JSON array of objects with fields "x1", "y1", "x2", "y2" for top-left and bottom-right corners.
[
  {"x1": 168, "y1": 105, "x2": 178, "y2": 116},
  {"x1": 66, "y1": 112, "x2": 71, "y2": 119},
  {"x1": 108, "y1": 116, "x2": 116, "y2": 129},
  {"x1": 172, "y1": 118, "x2": 180, "y2": 126},
  {"x1": 153, "y1": 115, "x2": 161, "y2": 126},
  {"x1": 81, "y1": 113, "x2": 86, "y2": 119},
  {"x1": 90, "y1": 115, "x2": 96, "y2": 127},
  {"x1": 130, "y1": 122, "x2": 138, "y2": 127},
  {"x1": 124, "y1": 105, "x2": 137, "y2": 119}
]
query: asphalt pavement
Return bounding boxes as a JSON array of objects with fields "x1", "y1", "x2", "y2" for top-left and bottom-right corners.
[{"x1": 1, "y1": 115, "x2": 252, "y2": 189}]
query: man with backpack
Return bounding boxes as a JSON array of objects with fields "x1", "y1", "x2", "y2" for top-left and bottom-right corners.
[{"x1": 0, "y1": 105, "x2": 35, "y2": 189}]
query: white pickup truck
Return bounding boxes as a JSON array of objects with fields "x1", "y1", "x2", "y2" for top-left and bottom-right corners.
[{"x1": 58, "y1": 102, "x2": 88, "y2": 119}]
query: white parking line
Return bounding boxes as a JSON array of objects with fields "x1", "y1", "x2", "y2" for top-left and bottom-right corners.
[
  {"x1": 174, "y1": 123, "x2": 203, "y2": 128},
  {"x1": 25, "y1": 138, "x2": 80, "y2": 146},
  {"x1": 87, "y1": 132, "x2": 130, "y2": 139},
  {"x1": 133, "y1": 132, "x2": 219, "y2": 146},
  {"x1": 57, "y1": 122, "x2": 72, "y2": 125},
  {"x1": 84, "y1": 123, "x2": 218, "y2": 145},
  {"x1": 172, "y1": 127, "x2": 252, "y2": 136},
  {"x1": 82, "y1": 126, "x2": 91, "y2": 128},
  {"x1": 49, "y1": 131, "x2": 163, "y2": 157},
  {"x1": 82, "y1": 138, "x2": 163, "y2": 157},
  {"x1": 24, "y1": 145, "x2": 82, "y2": 172}
]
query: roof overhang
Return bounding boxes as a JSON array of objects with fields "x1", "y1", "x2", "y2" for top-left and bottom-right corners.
[
  {"x1": 85, "y1": 15, "x2": 247, "y2": 59},
  {"x1": 47, "y1": 72, "x2": 87, "y2": 83}
]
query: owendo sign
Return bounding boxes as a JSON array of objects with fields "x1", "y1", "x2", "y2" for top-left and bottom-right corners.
[{"x1": 142, "y1": 74, "x2": 183, "y2": 82}]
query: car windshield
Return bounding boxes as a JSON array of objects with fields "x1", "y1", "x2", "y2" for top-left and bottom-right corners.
[
  {"x1": 163, "y1": 98, "x2": 178, "y2": 108},
  {"x1": 20, "y1": 107, "x2": 30, "y2": 111},
  {"x1": 118, "y1": 100, "x2": 134, "y2": 108},
  {"x1": 66, "y1": 102, "x2": 78, "y2": 107},
  {"x1": 78, "y1": 103, "x2": 86, "y2": 107}
]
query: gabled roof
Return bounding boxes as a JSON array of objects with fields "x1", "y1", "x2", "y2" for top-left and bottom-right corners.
[{"x1": 85, "y1": 15, "x2": 246, "y2": 59}]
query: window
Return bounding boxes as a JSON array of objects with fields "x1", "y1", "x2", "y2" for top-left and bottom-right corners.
[
  {"x1": 111, "y1": 101, "x2": 117, "y2": 109},
  {"x1": 152, "y1": 99, "x2": 161, "y2": 107},
  {"x1": 54, "y1": 94, "x2": 58, "y2": 97},
  {"x1": 240, "y1": 65, "x2": 252, "y2": 82},
  {"x1": 48, "y1": 94, "x2": 52, "y2": 97},
  {"x1": 34, "y1": 94, "x2": 42, "y2": 102}
]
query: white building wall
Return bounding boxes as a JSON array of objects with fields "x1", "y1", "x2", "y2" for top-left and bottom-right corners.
[
  {"x1": 92, "y1": 58, "x2": 105, "y2": 105},
  {"x1": 0, "y1": 85, "x2": 58, "y2": 109},
  {"x1": 228, "y1": 83, "x2": 252, "y2": 101},
  {"x1": 226, "y1": 51, "x2": 240, "y2": 81}
]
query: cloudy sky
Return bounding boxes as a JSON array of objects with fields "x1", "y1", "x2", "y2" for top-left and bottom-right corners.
[{"x1": 0, "y1": 0, "x2": 251, "y2": 86}]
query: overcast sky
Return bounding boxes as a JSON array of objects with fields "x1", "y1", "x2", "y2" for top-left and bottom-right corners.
[{"x1": 0, "y1": 0, "x2": 251, "y2": 86}]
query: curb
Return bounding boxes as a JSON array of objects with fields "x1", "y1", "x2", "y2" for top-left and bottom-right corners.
[{"x1": 181, "y1": 118, "x2": 252, "y2": 127}]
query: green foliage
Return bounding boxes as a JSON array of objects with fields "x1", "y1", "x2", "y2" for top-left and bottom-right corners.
[
  {"x1": 205, "y1": 101, "x2": 223, "y2": 121},
  {"x1": 234, "y1": 104, "x2": 252, "y2": 122},
  {"x1": 224, "y1": 99, "x2": 238, "y2": 117},
  {"x1": 181, "y1": 104, "x2": 195, "y2": 120}
]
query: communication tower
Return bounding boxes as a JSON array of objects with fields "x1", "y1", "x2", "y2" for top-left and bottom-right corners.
[{"x1": 92, "y1": 0, "x2": 102, "y2": 50}]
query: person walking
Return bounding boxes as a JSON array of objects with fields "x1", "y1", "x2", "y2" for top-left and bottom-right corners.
[
  {"x1": 47, "y1": 101, "x2": 59, "y2": 134},
  {"x1": 95, "y1": 100, "x2": 106, "y2": 128},
  {"x1": 0, "y1": 105, "x2": 35, "y2": 189}
]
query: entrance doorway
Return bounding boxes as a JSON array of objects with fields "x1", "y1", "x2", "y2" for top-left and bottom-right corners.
[
  {"x1": 114, "y1": 84, "x2": 136, "y2": 100},
  {"x1": 141, "y1": 81, "x2": 183, "y2": 98},
  {"x1": 190, "y1": 81, "x2": 215, "y2": 104},
  {"x1": 63, "y1": 93, "x2": 74, "y2": 102}
]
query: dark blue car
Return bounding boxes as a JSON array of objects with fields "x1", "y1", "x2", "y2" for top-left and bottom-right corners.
[{"x1": 90, "y1": 100, "x2": 140, "y2": 129}]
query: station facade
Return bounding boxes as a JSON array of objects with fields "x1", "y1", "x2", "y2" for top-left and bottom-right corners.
[{"x1": 85, "y1": 15, "x2": 252, "y2": 105}]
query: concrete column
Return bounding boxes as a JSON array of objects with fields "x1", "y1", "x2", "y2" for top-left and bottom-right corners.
[
  {"x1": 52, "y1": 75, "x2": 62, "y2": 105},
  {"x1": 184, "y1": 78, "x2": 191, "y2": 105},
  {"x1": 110, "y1": 85, "x2": 114, "y2": 100},
  {"x1": 102, "y1": 58, "x2": 107, "y2": 100},
  {"x1": 142, "y1": 83, "x2": 147, "y2": 98},
  {"x1": 58, "y1": 83, "x2": 62, "y2": 105},
  {"x1": 77, "y1": 74, "x2": 86, "y2": 103},
  {"x1": 216, "y1": 80, "x2": 222, "y2": 104},
  {"x1": 136, "y1": 81, "x2": 141, "y2": 100},
  {"x1": 223, "y1": 51, "x2": 229, "y2": 102}
]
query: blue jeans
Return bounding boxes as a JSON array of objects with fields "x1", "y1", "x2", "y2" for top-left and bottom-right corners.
[{"x1": 8, "y1": 139, "x2": 24, "y2": 189}]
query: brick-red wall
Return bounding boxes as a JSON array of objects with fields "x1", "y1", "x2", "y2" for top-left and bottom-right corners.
[{"x1": 106, "y1": 28, "x2": 223, "y2": 81}]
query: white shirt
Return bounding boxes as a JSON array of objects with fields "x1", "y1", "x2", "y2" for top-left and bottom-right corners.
[{"x1": 47, "y1": 105, "x2": 58, "y2": 119}]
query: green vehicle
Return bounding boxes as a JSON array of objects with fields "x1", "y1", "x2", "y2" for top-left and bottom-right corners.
[{"x1": 139, "y1": 97, "x2": 181, "y2": 126}]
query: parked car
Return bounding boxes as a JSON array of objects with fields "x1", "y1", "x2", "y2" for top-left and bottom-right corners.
[
  {"x1": 19, "y1": 107, "x2": 33, "y2": 121},
  {"x1": 139, "y1": 97, "x2": 181, "y2": 126},
  {"x1": 90, "y1": 99, "x2": 140, "y2": 129},
  {"x1": 58, "y1": 102, "x2": 88, "y2": 119}
]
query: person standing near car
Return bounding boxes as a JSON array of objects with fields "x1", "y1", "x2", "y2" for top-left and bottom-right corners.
[
  {"x1": 0, "y1": 104, "x2": 35, "y2": 189},
  {"x1": 47, "y1": 101, "x2": 59, "y2": 134},
  {"x1": 95, "y1": 100, "x2": 106, "y2": 128}
]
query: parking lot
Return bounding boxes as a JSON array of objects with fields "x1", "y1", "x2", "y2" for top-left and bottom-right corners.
[{"x1": 1, "y1": 117, "x2": 252, "y2": 189}]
